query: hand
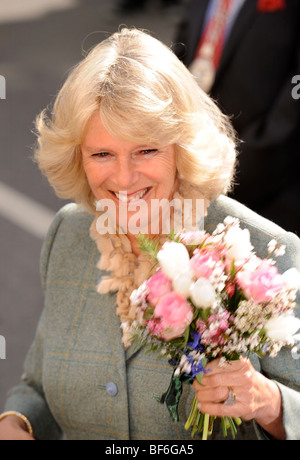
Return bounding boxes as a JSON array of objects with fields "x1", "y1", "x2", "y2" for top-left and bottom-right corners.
[
  {"x1": 193, "y1": 356, "x2": 285, "y2": 439},
  {"x1": 0, "y1": 415, "x2": 35, "y2": 440}
]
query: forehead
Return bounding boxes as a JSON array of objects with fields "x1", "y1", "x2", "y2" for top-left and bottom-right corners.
[
  {"x1": 82, "y1": 111, "x2": 110, "y2": 143},
  {"x1": 81, "y1": 111, "x2": 155, "y2": 152},
  {"x1": 82, "y1": 112, "x2": 122, "y2": 147}
]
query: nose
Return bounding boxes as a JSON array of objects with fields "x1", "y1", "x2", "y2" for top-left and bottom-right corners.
[{"x1": 113, "y1": 156, "x2": 139, "y2": 190}]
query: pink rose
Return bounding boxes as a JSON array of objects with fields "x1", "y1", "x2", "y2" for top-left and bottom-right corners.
[
  {"x1": 146, "y1": 319, "x2": 164, "y2": 337},
  {"x1": 153, "y1": 292, "x2": 193, "y2": 341},
  {"x1": 190, "y1": 247, "x2": 224, "y2": 279},
  {"x1": 196, "y1": 310, "x2": 232, "y2": 346},
  {"x1": 146, "y1": 270, "x2": 172, "y2": 306},
  {"x1": 236, "y1": 259, "x2": 285, "y2": 302}
]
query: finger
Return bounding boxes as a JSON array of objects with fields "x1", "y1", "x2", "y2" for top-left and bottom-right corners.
[
  {"x1": 0, "y1": 431, "x2": 35, "y2": 441},
  {"x1": 203, "y1": 356, "x2": 250, "y2": 376},
  {"x1": 197, "y1": 400, "x2": 244, "y2": 419},
  {"x1": 200, "y1": 358, "x2": 252, "y2": 388},
  {"x1": 194, "y1": 370, "x2": 245, "y2": 391},
  {"x1": 193, "y1": 383, "x2": 229, "y2": 404}
]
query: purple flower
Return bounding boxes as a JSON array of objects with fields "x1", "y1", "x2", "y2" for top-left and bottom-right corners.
[
  {"x1": 186, "y1": 353, "x2": 207, "y2": 379},
  {"x1": 186, "y1": 330, "x2": 203, "y2": 352}
]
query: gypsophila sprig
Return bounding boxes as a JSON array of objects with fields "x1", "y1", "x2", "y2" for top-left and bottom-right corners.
[
  {"x1": 129, "y1": 217, "x2": 300, "y2": 439},
  {"x1": 138, "y1": 233, "x2": 160, "y2": 261}
]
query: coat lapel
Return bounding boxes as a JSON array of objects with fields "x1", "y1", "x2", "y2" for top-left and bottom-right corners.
[
  {"x1": 214, "y1": 1, "x2": 258, "y2": 87},
  {"x1": 178, "y1": 0, "x2": 210, "y2": 64},
  {"x1": 190, "y1": 0, "x2": 211, "y2": 49}
]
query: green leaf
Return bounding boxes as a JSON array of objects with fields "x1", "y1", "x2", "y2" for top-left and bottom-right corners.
[
  {"x1": 138, "y1": 233, "x2": 159, "y2": 260},
  {"x1": 155, "y1": 374, "x2": 183, "y2": 422},
  {"x1": 168, "y1": 229, "x2": 178, "y2": 241},
  {"x1": 183, "y1": 326, "x2": 190, "y2": 349},
  {"x1": 230, "y1": 259, "x2": 236, "y2": 278},
  {"x1": 196, "y1": 372, "x2": 204, "y2": 384}
]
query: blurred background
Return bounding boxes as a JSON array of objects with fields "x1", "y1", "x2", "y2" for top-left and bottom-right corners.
[{"x1": 0, "y1": 0, "x2": 185, "y2": 410}]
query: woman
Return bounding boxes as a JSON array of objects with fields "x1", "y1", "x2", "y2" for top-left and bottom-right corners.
[{"x1": 0, "y1": 28, "x2": 299, "y2": 440}]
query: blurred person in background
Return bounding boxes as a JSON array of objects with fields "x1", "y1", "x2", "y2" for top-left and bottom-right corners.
[
  {"x1": 116, "y1": 0, "x2": 181, "y2": 14},
  {"x1": 174, "y1": 0, "x2": 300, "y2": 234}
]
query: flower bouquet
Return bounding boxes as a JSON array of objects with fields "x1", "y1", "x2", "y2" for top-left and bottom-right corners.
[{"x1": 128, "y1": 217, "x2": 300, "y2": 439}]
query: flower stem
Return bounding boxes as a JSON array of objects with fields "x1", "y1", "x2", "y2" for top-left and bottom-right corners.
[
  {"x1": 228, "y1": 416, "x2": 237, "y2": 439},
  {"x1": 184, "y1": 396, "x2": 198, "y2": 431},
  {"x1": 208, "y1": 416, "x2": 215, "y2": 435},
  {"x1": 191, "y1": 411, "x2": 201, "y2": 438},
  {"x1": 185, "y1": 397, "x2": 243, "y2": 439},
  {"x1": 234, "y1": 417, "x2": 242, "y2": 426},
  {"x1": 202, "y1": 413, "x2": 210, "y2": 440},
  {"x1": 221, "y1": 416, "x2": 227, "y2": 437}
]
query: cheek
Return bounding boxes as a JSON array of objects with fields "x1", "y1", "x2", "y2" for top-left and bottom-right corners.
[
  {"x1": 83, "y1": 162, "x2": 107, "y2": 191},
  {"x1": 147, "y1": 149, "x2": 176, "y2": 177},
  {"x1": 155, "y1": 158, "x2": 177, "y2": 189}
]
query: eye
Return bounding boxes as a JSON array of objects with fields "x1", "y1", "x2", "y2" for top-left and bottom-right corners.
[
  {"x1": 140, "y1": 149, "x2": 158, "y2": 155},
  {"x1": 92, "y1": 152, "x2": 110, "y2": 158}
]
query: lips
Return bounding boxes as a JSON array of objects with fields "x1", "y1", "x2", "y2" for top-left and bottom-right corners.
[{"x1": 110, "y1": 187, "x2": 151, "y2": 203}]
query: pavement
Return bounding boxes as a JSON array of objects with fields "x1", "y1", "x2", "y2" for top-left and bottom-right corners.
[{"x1": 0, "y1": 0, "x2": 185, "y2": 410}]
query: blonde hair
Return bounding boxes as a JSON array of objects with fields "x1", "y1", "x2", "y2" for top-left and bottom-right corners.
[{"x1": 34, "y1": 27, "x2": 237, "y2": 214}]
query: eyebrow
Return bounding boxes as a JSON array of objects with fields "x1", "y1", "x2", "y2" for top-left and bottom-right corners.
[
  {"x1": 82, "y1": 145, "x2": 109, "y2": 152},
  {"x1": 82, "y1": 144, "x2": 157, "y2": 153}
]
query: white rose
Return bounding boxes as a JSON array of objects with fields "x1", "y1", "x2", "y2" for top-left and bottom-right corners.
[
  {"x1": 265, "y1": 314, "x2": 300, "y2": 341},
  {"x1": 157, "y1": 241, "x2": 191, "y2": 280},
  {"x1": 173, "y1": 272, "x2": 194, "y2": 297},
  {"x1": 224, "y1": 225, "x2": 253, "y2": 261},
  {"x1": 190, "y1": 278, "x2": 216, "y2": 309},
  {"x1": 282, "y1": 268, "x2": 300, "y2": 291}
]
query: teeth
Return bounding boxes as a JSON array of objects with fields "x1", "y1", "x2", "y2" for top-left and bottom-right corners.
[{"x1": 114, "y1": 188, "x2": 149, "y2": 203}]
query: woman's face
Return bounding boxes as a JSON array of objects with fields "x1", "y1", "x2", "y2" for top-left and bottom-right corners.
[{"x1": 81, "y1": 111, "x2": 177, "y2": 233}]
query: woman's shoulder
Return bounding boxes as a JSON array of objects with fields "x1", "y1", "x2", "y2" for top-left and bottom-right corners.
[
  {"x1": 206, "y1": 194, "x2": 299, "y2": 239},
  {"x1": 40, "y1": 203, "x2": 95, "y2": 287},
  {"x1": 206, "y1": 195, "x2": 300, "y2": 268},
  {"x1": 44, "y1": 202, "x2": 94, "y2": 240}
]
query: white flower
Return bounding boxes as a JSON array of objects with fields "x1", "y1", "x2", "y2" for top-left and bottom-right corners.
[
  {"x1": 190, "y1": 277, "x2": 216, "y2": 309},
  {"x1": 157, "y1": 241, "x2": 191, "y2": 280},
  {"x1": 129, "y1": 281, "x2": 149, "y2": 306},
  {"x1": 265, "y1": 314, "x2": 300, "y2": 342},
  {"x1": 174, "y1": 355, "x2": 191, "y2": 377},
  {"x1": 173, "y1": 272, "x2": 194, "y2": 297},
  {"x1": 224, "y1": 225, "x2": 253, "y2": 261},
  {"x1": 282, "y1": 268, "x2": 300, "y2": 291}
]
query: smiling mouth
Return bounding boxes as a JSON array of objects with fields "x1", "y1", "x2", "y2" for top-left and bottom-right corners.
[{"x1": 110, "y1": 187, "x2": 151, "y2": 203}]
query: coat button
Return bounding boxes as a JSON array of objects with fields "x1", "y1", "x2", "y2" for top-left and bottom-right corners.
[{"x1": 106, "y1": 382, "x2": 118, "y2": 397}]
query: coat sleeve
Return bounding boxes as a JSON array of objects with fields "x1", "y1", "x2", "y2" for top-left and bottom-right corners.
[
  {"x1": 2, "y1": 206, "x2": 74, "y2": 440},
  {"x1": 256, "y1": 231, "x2": 300, "y2": 440}
]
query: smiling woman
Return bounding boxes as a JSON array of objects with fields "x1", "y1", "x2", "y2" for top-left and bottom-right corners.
[
  {"x1": 34, "y1": 27, "x2": 236, "y2": 215},
  {"x1": 1, "y1": 28, "x2": 300, "y2": 441},
  {"x1": 81, "y1": 112, "x2": 177, "y2": 246}
]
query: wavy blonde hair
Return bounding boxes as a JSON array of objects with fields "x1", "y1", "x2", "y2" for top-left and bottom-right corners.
[{"x1": 34, "y1": 27, "x2": 237, "y2": 214}]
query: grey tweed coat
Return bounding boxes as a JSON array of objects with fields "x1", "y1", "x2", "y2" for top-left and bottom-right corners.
[{"x1": 4, "y1": 196, "x2": 300, "y2": 440}]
